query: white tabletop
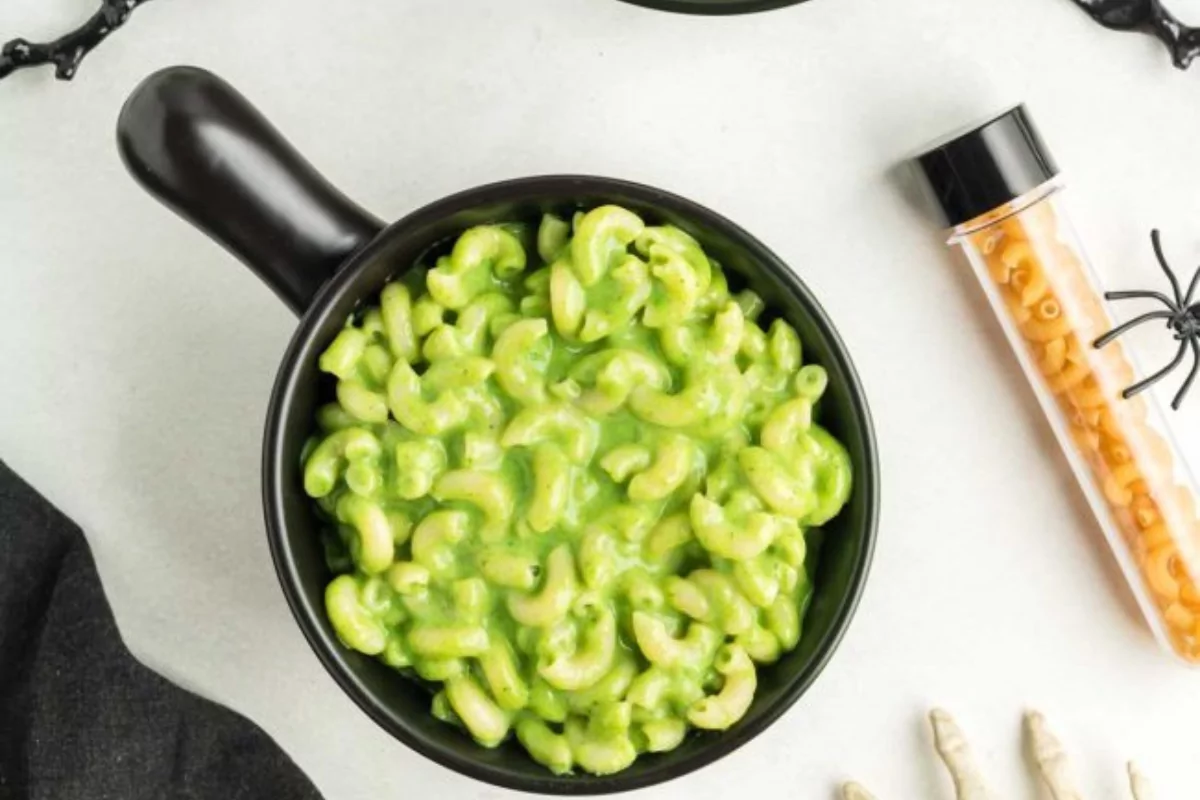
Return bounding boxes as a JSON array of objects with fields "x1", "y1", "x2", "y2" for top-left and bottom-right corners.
[{"x1": 4, "y1": 0, "x2": 1200, "y2": 796}]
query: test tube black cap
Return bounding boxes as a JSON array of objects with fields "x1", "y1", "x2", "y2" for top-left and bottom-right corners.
[{"x1": 914, "y1": 105, "x2": 1059, "y2": 228}]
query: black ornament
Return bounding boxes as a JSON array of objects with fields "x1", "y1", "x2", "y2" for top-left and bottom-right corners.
[
  {"x1": 1070, "y1": 0, "x2": 1200, "y2": 69},
  {"x1": 1094, "y1": 230, "x2": 1200, "y2": 410},
  {"x1": 0, "y1": 0, "x2": 154, "y2": 82}
]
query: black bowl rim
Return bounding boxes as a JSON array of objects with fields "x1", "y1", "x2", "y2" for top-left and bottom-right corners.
[
  {"x1": 616, "y1": 0, "x2": 808, "y2": 15},
  {"x1": 262, "y1": 174, "x2": 879, "y2": 794}
]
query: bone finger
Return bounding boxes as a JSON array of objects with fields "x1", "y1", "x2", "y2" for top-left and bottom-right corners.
[
  {"x1": 929, "y1": 709, "x2": 992, "y2": 800},
  {"x1": 1128, "y1": 762, "x2": 1155, "y2": 800},
  {"x1": 1025, "y1": 711, "x2": 1084, "y2": 800},
  {"x1": 841, "y1": 781, "x2": 878, "y2": 800}
]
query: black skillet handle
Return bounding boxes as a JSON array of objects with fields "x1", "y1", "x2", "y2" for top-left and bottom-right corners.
[{"x1": 117, "y1": 66, "x2": 384, "y2": 315}]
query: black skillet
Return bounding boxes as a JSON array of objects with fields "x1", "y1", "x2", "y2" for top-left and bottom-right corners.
[
  {"x1": 618, "y1": 0, "x2": 808, "y2": 13},
  {"x1": 116, "y1": 66, "x2": 879, "y2": 795}
]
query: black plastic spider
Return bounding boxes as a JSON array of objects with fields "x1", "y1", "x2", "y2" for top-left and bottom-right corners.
[{"x1": 1093, "y1": 229, "x2": 1200, "y2": 410}]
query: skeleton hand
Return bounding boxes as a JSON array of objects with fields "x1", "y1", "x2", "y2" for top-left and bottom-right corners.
[{"x1": 843, "y1": 710, "x2": 1154, "y2": 800}]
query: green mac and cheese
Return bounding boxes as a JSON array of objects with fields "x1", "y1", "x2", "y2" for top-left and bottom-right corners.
[{"x1": 303, "y1": 205, "x2": 852, "y2": 775}]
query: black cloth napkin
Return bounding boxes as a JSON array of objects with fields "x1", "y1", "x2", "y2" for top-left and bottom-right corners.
[{"x1": 0, "y1": 459, "x2": 323, "y2": 800}]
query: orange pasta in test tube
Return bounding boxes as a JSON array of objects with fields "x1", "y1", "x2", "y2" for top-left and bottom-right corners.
[{"x1": 916, "y1": 106, "x2": 1200, "y2": 663}]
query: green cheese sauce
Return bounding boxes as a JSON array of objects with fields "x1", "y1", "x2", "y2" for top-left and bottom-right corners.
[{"x1": 302, "y1": 205, "x2": 852, "y2": 776}]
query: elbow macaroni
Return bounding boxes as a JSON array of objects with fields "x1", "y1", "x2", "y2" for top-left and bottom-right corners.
[
  {"x1": 539, "y1": 602, "x2": 618, "y2": 691},
  {"x1": 302, "y1": 206, "x2": 852, "y2": 775}
]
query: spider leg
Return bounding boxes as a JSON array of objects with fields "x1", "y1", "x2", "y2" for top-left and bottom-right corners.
[
  {"x1": 1183, "y1": 266, "x2": 1200, "y2": 308},
  {"x1": 1104, "y1": 290, "x2": 1177, "y2": 309},
  {"x1": 1151, "y1": 229, "x2": 1185, "y2": 307},
  {"x1": 1123, "y1": 338, "x2": 1190, "y2": 400},
  {"x1": 1094, "y1": 310, "x2": 1177, "y2": 349},
  {"x1": 1171, "y1": 337, "x2": 1200, "y2": 410}
]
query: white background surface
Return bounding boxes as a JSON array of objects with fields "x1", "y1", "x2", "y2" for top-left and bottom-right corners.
[{"x1": 4, "y1": 0, "x2": 1200, "y2": 797}]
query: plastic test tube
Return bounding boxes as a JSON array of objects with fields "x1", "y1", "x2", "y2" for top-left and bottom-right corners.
[{"x1": 915, "y1": 106, "x2": 1200, "y2": 663}]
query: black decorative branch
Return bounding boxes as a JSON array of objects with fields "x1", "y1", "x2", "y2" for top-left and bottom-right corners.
[
  {"x1": 0, "y1": 0, "x2": 155, "y2": 82},
  {"x1": 1094, "y1": 230, "x2": 1200, "y2": 410},
  {"x1": 1070, "y1": 0, "x2": 1200, "y2": 69}
]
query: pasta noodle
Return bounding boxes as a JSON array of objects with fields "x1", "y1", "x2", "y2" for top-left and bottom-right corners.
[
  {"x1": 966, "y1": 201, "x2": 1200, "y2": 662},
  {"x1": 303, "y1": 208, "x2": 854, "y2": 773}
]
